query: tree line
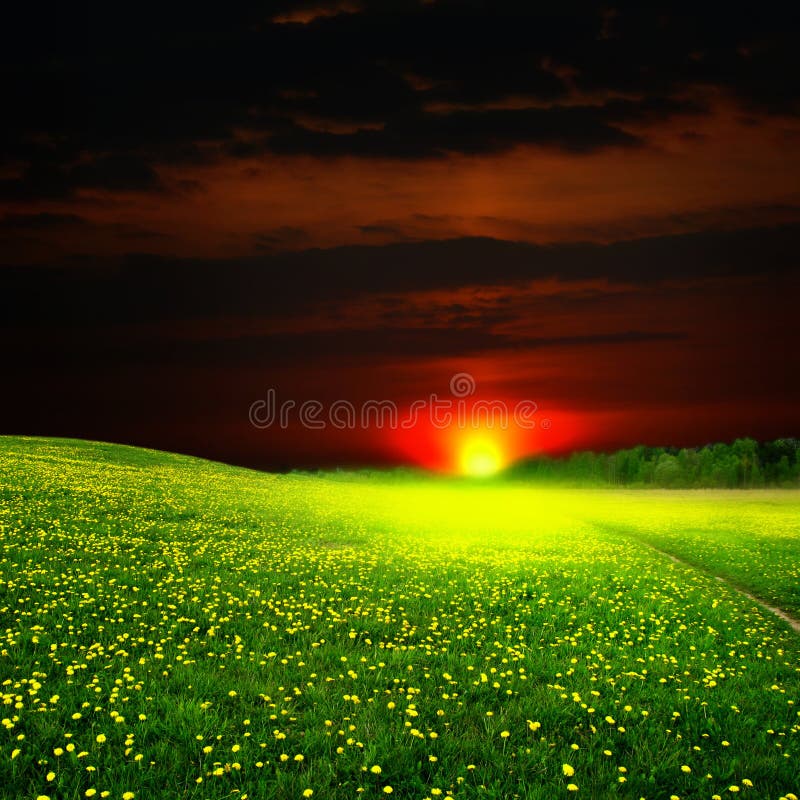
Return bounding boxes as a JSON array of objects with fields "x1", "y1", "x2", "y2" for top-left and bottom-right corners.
[{"x1": 507, "y1": 438, "x2": 800, "y2": 488}]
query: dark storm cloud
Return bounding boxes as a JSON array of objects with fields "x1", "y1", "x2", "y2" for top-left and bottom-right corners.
[
  {"x1": 68, "y1": 155, "x2": 165, "y2": 193},
  {"x1": 1, "y1": 322, "x2": 686, "y2": 371},
  {"x1": 2, "y1": 1, "x2": 798, "y2": 199},
  {"x1": 264, "y1": 104, "x2": 645, "y2": 158},
  {"x1": 264, "y1": 94, "x2": 703, "y2": 158},
  {"x1": 0, "y1": 155, "x2": 164, "y2": 201},
  {"x1": 2, "y1": 223, "x2": 799, "y2": 329},
  {"x1": 0, "y1": 213, "x2": 170, "y2": 263},
  {"x1": 0, "y1": 212, "x2": 89, "y2": 230}
]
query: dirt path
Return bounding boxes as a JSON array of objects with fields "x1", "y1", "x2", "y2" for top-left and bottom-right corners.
[{"x1": 645, "y1": 542, "x2": 800, "y2": 633}]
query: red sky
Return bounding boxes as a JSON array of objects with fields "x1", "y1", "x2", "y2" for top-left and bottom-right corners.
[{"x1": 2, "y1": 4, "x2": 799, "y2": 469}]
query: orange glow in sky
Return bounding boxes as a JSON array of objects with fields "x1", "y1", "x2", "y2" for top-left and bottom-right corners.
[{"x1": 386, "y1": 394, "x2": 563, "y2": 472}]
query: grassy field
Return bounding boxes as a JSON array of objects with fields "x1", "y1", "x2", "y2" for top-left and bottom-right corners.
[{"x1": 0, "y1": 436, "x2": 798, "y2": 800}]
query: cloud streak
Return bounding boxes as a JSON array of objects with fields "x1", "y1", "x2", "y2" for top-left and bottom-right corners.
[{"x1": 2, "y1": 2, "x2": 797, "y2": 201}]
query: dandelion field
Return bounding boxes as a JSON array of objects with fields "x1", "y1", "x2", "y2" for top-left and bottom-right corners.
[{"x1": 1, "y1": 437, "x2": 799, "y2": 800}]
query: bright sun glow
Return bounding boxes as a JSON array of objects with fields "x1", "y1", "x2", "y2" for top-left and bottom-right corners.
[{"x1": 460, "y1": 437, "x2": 504, "y2": 477}]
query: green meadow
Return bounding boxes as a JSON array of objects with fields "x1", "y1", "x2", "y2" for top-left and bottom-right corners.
[{"x1": 0, "y1": 436, "x2": 798, "y2": 800}]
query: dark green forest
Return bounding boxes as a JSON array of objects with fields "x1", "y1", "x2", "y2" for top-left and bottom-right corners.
[{"x1": 508, "y1": 438, "x2": 800, "y2": 488}]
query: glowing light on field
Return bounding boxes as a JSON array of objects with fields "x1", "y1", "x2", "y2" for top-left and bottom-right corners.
[{"x1": 459, "y1": 437, "x2": 504, "y2": 477}]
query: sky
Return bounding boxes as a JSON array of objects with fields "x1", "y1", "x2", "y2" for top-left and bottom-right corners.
[{"x1": 2, "y1": 2, "x2": 799, "y2": 470}]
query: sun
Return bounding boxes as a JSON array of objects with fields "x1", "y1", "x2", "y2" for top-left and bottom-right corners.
[{"x1": 459, "y1": 437, "x2": 505, "y2": 477}]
